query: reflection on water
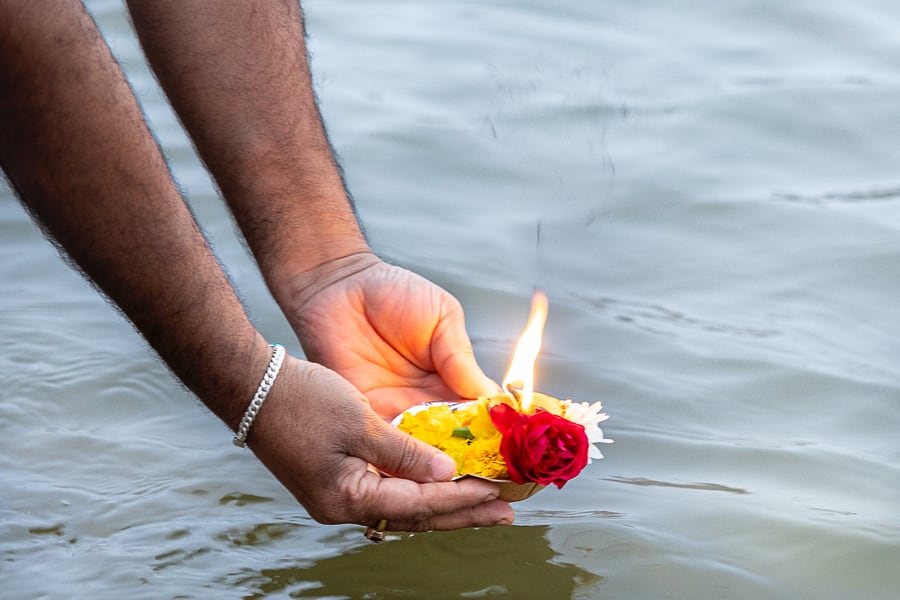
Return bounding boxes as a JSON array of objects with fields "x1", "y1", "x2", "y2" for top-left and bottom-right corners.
[{"x1": 219, "y1": 526, "x2": 600, "y2": 599}]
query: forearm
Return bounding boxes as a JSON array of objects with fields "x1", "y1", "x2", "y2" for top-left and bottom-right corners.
[
  {"x1": 0, "y1": 1, "x2": 269, "y2": 430},
  {"x1": 125, "y1": 0, "x2": 370, "y2": 306}
]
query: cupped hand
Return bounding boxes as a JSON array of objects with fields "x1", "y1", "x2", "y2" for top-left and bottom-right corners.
[
  {"x1": 248, "y1": 355, "x2": 514, "y2": 530},
  {"x1": 282, "y1": 253, "x2": 501, "y2": 420}
]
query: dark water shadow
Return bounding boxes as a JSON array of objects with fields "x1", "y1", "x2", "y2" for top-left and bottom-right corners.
[{"x1": 224, "y1": 525, "x2": 600, "y2": 599}]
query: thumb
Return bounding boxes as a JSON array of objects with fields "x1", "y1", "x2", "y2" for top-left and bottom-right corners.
[
  {"x1": 358, "y1": 414, "x2": 458, "y2": 483},
  {"x1": 433, "y1": 302, "x2": 502, "y2": 399}
]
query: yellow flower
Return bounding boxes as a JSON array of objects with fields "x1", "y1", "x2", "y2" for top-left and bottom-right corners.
[
  {"x1": 458, "y1": 438, "x2": 507, "y2": 479},
  {"x1": 398, "y1": 404, "x2": 455, "y2": 447},
  {"x1": 397, "y1": 400, "x2": 508, "y2": 480}
]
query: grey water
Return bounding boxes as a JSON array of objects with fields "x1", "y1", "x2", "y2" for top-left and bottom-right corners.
[{"x1": 2, "y1": 0, "x2": 899, "y2": 598}]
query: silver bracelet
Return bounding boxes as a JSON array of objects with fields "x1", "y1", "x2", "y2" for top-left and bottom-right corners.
[{"x1": 232, "y1": 344, "x2": 286, "y2": 448}]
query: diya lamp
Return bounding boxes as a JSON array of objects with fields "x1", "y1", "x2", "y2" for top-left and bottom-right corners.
[{"x1": 395, "y1": 291, "x2": 611, "y2": 502}]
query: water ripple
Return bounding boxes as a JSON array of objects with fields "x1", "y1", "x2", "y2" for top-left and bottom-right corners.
[
  {"x1": 605, "y1": 476, "x2": 749, "y2": 495},
  {"x1": 773, "y1": 183, "x2": 900, "y2": 205},
  {"x1": 572, "y1": 293, "x2": 780, "y2": 340}
]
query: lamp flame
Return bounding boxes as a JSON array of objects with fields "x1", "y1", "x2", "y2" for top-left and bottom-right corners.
[{"x1": 502, "y1": 290, "x2": 548, "y2": 412}]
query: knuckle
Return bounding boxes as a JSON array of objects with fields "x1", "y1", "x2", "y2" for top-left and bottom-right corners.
[{"x1": 391, "y1": 433, "x2": 425, "y2": 475}]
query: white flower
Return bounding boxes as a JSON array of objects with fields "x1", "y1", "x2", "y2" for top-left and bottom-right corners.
[{"x1": 563, "y1": 400, "x2": 613, "y2": 462}]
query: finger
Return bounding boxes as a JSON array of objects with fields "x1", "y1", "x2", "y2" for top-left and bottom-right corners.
[
  {"x1": 359, "y1": 470, "x2": 515, "y2": 531},
  {"x1": 356, "y1": 413, "x2": 459, "y2": 482},
  {"x1": 383, "y1": 499, "x2": 514, "y2": 533}
]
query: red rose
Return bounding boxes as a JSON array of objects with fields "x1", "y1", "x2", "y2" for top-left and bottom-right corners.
[{"x1": 489, "y1": 403, "x2": 589, "y2": 489}]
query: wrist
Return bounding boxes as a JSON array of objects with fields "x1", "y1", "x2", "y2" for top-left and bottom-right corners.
[
  {"x1": 269, "y1": 250, "x2": 382, "y2": 322},
  {"x1": 239, "y1": 184, "x2": 373, "y2": 304},
  {"x1": 232, "y1": 343, "x2": 287, "y2": 447},
  {"x1": 185, "y1": 329, "x2": 275, "y2": 433},
  {"x1": 264, "y1": 227, "x2": 372, "y2": 291}
]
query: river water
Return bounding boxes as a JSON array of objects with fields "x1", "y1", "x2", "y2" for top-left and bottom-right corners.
[{"x1": 2, "y1": 1, "x2": 899, "y2": 598}]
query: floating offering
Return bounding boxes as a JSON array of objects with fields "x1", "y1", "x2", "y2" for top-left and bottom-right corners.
[{"x1": 395, "y1": 291, "x2": 611, "y2": 501}]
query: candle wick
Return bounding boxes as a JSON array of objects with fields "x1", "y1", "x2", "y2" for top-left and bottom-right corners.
[{"x1": 505, "y1": 383, "x2": 522, "y2": 402}]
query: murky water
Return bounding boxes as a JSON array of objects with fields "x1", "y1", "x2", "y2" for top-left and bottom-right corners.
[{"x1": 3, "y1": 1, "x2": 899, "y2": 598}]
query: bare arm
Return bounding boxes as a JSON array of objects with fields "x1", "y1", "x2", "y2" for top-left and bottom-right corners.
[
  {"x1": 0, "y1": 0, "x2": 268, "y2": 426},
  {"x1": 126, "y1": 0, "x2": 501, "y2": 420},
  {"x1": 0, "y1": 0, "x2": 512, "y2": 530},
  {"x1": 124, "y1": 0, "x2": 369, "y2": 297}
]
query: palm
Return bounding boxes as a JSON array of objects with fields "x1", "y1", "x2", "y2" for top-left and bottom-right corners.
[{"x1": 289, "y1": 261, "x2": 498, "y2": 419}]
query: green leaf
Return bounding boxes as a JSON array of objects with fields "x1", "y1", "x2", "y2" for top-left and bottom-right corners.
[{"x1": 451, "y1": 426, "x2": 475, "y2": 440}]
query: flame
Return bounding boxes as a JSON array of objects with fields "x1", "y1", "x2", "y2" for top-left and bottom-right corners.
[{"x1": 502, "y1": 290, "x2": 549, "y2": 412}]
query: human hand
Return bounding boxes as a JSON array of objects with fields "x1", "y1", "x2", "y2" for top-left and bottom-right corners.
[
  {"x1": 281, "y1": 253, "x2": 501, "y2": 420},
  {"x1": 248, "y1": 355, "x2": 514, "y2": 530}
]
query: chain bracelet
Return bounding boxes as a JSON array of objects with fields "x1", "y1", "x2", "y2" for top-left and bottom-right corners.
[{"x1": 232, "y1": 344, "x2": 286, "y2": 447}]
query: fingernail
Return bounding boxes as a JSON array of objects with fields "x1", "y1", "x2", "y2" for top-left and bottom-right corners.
[
  {"x1": 480, "y1": 376, "x2": 503, "y2": 396},
  {"x1": 431, "y1": 452, "x2": 456, "y2": 481}
]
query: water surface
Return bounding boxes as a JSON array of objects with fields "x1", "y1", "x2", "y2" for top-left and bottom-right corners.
[{"x1": 2, "y1": 1, "x2": 899, "y2": 598}]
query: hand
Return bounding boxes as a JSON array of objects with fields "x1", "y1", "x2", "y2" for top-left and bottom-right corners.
[
  {"x1": 248, "y1": 355, "x2": 514, "y2": 529},
  {"x1": 282, "y1": 253, "x2": 501, "y2": 420}
]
